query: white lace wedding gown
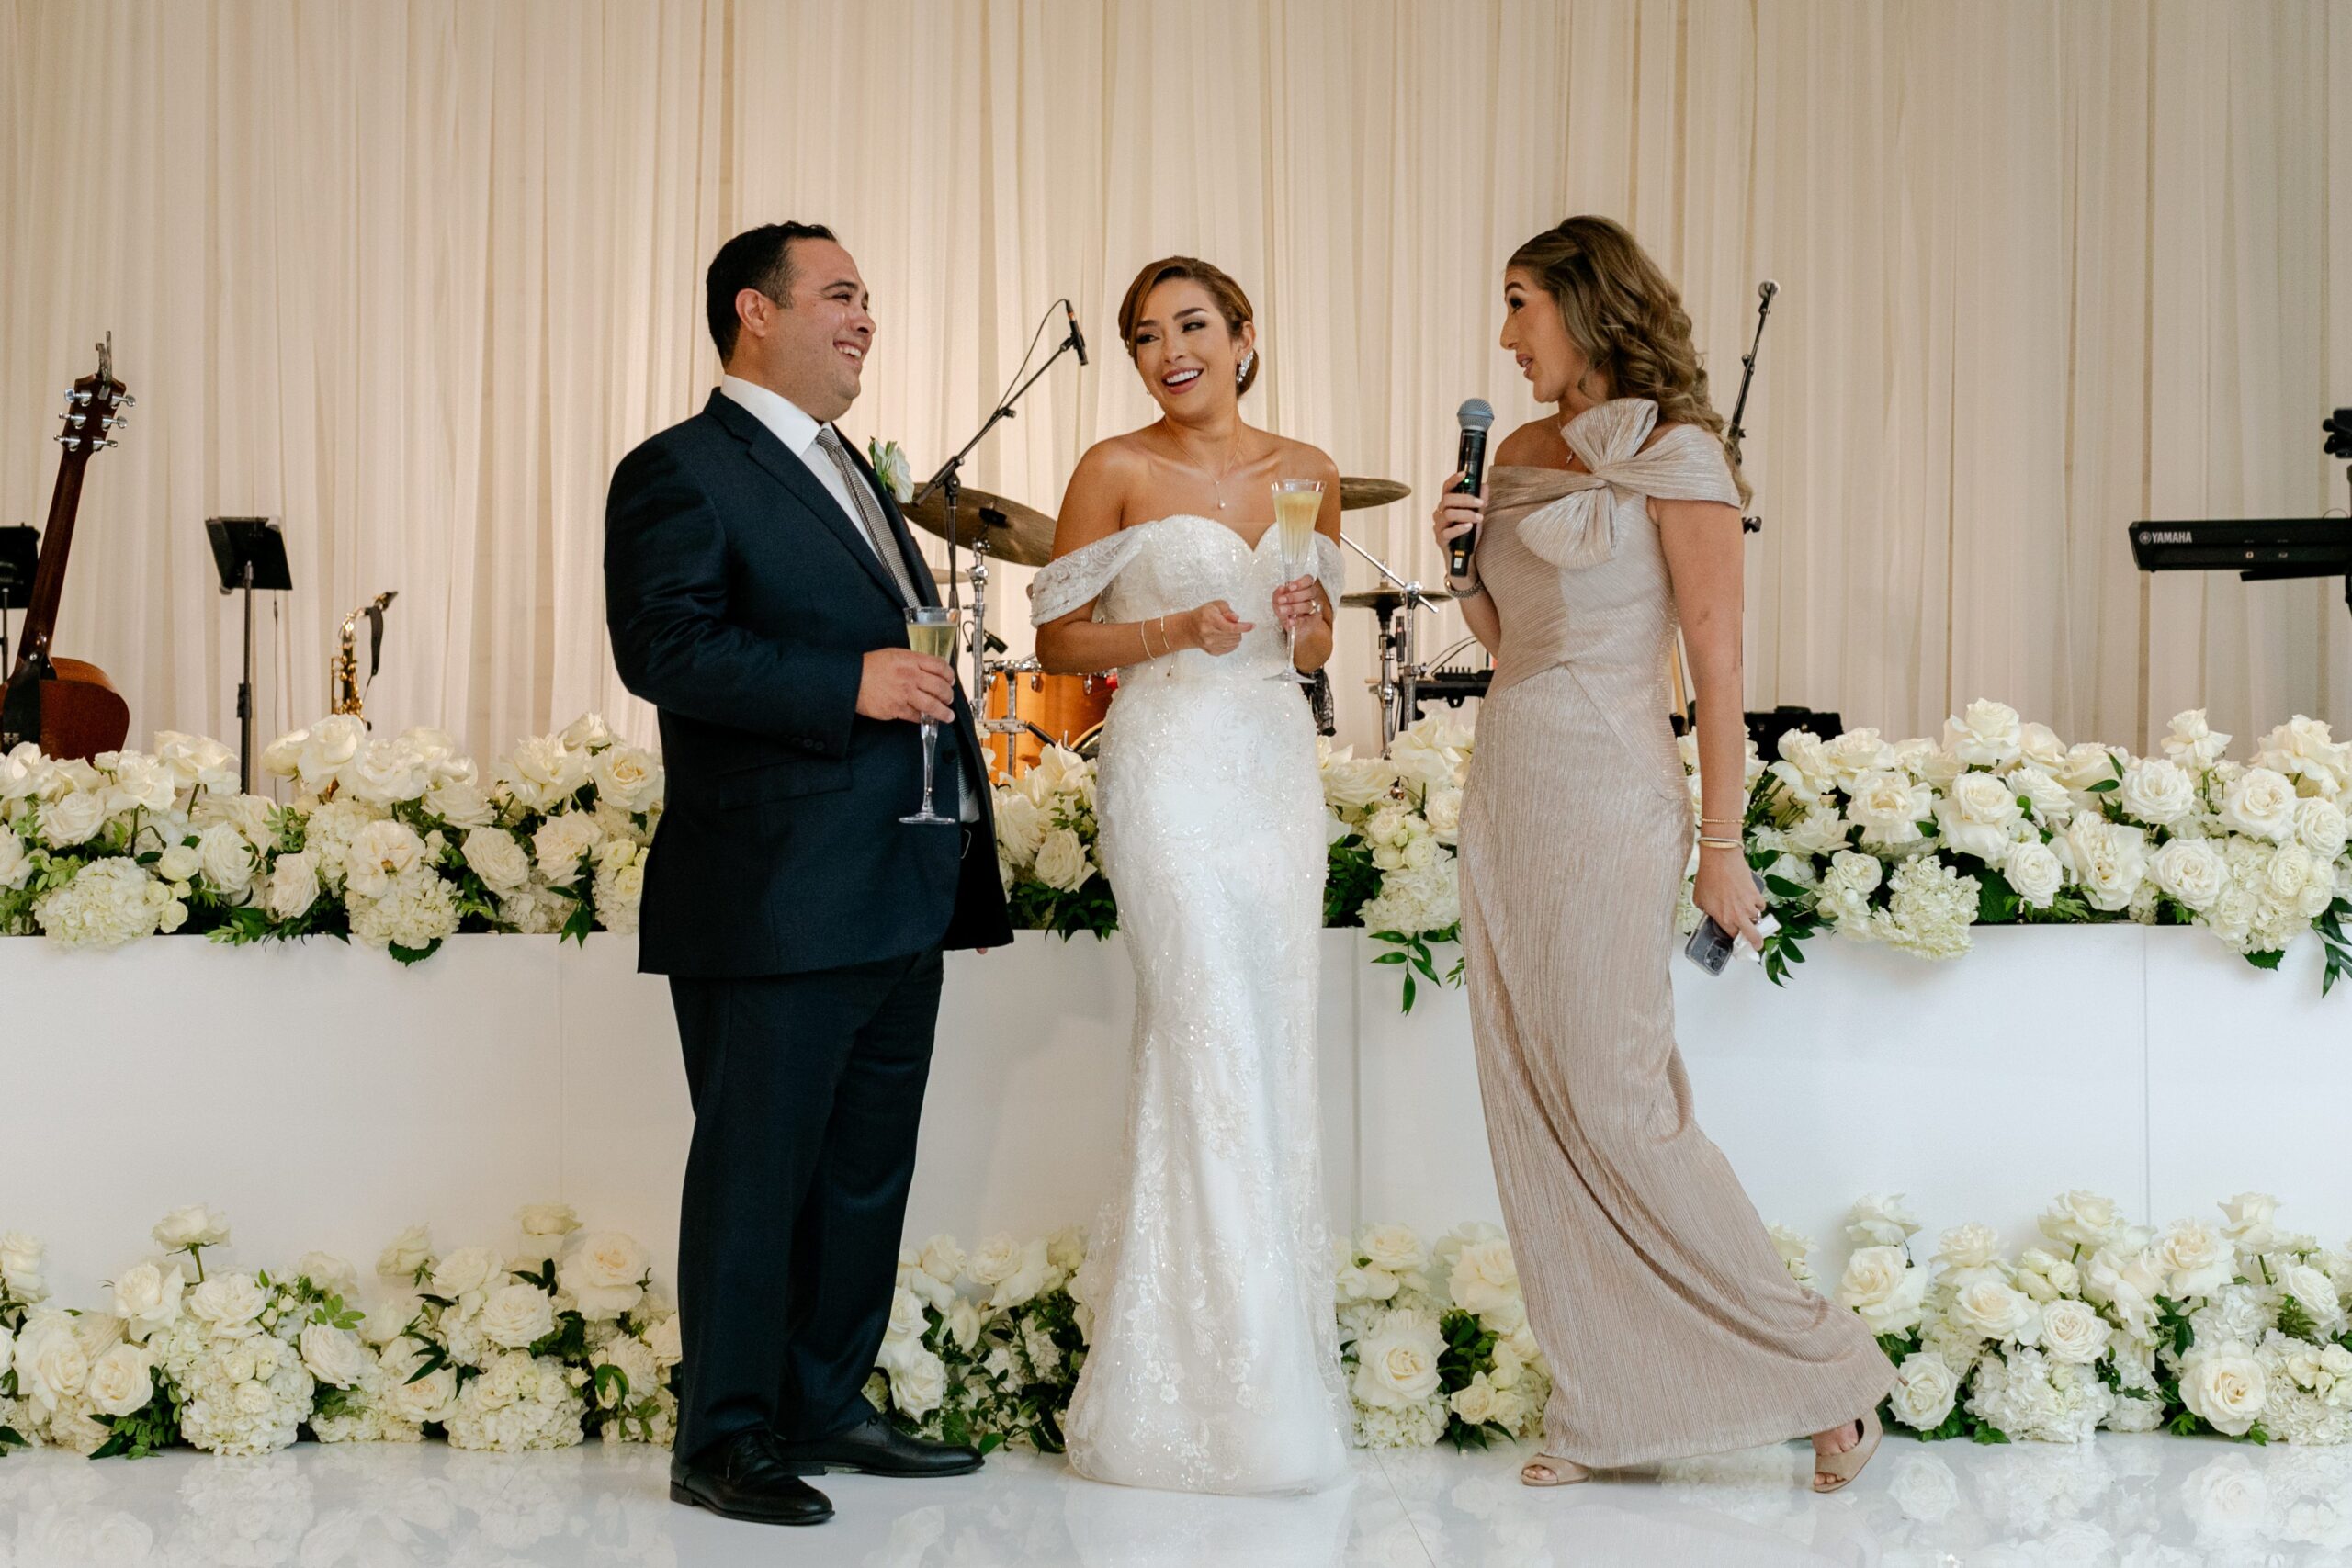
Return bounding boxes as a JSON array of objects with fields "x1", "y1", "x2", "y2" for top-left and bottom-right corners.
[{"x1": 1029, "y1": 514, "x2": 1353, "y2": 1495}]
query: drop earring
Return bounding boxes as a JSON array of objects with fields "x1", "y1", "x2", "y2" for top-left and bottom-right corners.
[{"x1": 1237, "y1": 351, "x2": 1254, "y2": 386}]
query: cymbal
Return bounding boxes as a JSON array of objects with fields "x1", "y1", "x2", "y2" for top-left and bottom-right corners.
[
  {"x1": 899, "y1": 484, "x2": 1057, "y2": 567},
  {"x1": 1339, "y1": 477, "x2": 1411, "y2": 512},
  {"x1": 1340, "y1": 585, "x2": 1452, "y2": 611}
]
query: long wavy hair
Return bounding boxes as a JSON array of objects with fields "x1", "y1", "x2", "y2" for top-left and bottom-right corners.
[{"x1": 1509, "y1": 216, "x2": 1749, "y2": 505}]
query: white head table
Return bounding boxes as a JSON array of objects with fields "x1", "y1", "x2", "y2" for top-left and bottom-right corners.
[{"x1": 7, "y1": 928, "x2": 2341, "y2": 1303}]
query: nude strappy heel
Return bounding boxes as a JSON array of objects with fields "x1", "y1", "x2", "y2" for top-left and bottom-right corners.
[
  {"x1": 1810, "y1": 1408, "x2": 1882, "y2": 1494},
  {"x1": 1520, "y1": 1453, "x2": 1592, "y2": 1487}
]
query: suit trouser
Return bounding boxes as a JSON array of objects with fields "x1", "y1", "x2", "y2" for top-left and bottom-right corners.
[{"x1": 667, "y1": 947, "x2": 944, "y2": 1462}]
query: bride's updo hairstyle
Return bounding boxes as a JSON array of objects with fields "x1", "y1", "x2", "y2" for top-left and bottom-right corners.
[
  {"x1": 1510, "y1": 215, "x2": 1750, "y2": 503},
  {"x1": 1116, "y1": 256, "x2": 1261, "y2": 396}
]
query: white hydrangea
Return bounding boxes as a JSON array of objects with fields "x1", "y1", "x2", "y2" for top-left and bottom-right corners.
[
  {"x1": 1871, "y1": 855, "x2": 1980, "y2": 958},
  {"x1": 34, "y1": 857, "x2": 180, "y2": 948},
  {"x1": 445, "y1": 1350, "x2": 584, "y2": 1451},
  {"x1": 347, "y1": 863, "x2": 460, "y2": 952}
]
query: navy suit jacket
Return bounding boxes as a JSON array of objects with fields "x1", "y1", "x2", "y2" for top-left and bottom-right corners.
[{"x1": 604, "y1": 389, "x2": 1012, "y2": 976}]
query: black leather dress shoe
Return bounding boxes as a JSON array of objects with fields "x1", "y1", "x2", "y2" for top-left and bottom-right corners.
[
  {"x1": 772, "y1": 1409, "x2": 985, "y2": 1478},
  {"x1": 670, "y1": 1429, "x2": 834, "y2": 1525}
]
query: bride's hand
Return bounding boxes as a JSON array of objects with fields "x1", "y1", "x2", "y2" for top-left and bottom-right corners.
[
  {"x1": 1693, "y1": 846, "x2": 1767, "y2": 951},
  {"x1": 1430, "y1": 469, "x2": 1484, "y2": 577},
  {"x1": 1272, "y1": 574, "x2": 1322, "y2": 630},
  {"x1": 1179, "y1": 600, "x2": 1253, "y2": 656}
]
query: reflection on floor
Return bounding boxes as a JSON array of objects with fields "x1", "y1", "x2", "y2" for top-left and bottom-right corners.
[{"x1": 1, "y1": 1430, "x2": 2346, "y2": 1566}]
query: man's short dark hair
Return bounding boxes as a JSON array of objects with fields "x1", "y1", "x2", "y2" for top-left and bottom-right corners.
[{"x1": 705, "y1": 222, "x2": 837, "y2": 361}]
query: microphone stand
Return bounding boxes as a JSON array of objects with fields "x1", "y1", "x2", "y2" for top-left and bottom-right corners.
[
  {"x1": 912, "y1": 304, "x2": 1085, "y2": 739},
  {"x1": 1724, "y1": 283, "x2": 1777, "y2": 536}
]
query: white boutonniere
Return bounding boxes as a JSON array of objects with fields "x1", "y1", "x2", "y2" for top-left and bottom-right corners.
[{"x1": 867, "y1": 438, "x2": 915, "y2": 504}]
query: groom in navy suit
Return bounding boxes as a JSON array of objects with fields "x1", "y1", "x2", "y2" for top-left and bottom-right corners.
[{"x1": 605, "y1": 223, "x2": 1011, "y2": 1527}]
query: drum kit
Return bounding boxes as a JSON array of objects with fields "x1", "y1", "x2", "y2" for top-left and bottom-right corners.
[{"x1": 900, "y1": 474, "x2": 1486, "y2": 773}]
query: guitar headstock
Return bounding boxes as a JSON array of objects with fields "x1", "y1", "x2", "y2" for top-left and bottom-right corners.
[{"x1": 55, "y1": 332, "x2": 132, "y2": 456}]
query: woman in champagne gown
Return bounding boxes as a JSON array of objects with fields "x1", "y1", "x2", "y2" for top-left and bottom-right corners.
[
  {"x1": 1029, "y1": 256, "x2": 1352, "y2": 1497},
  {"x1": 1430, "y1": 218, "x2": 1893, "y2": 1492}
]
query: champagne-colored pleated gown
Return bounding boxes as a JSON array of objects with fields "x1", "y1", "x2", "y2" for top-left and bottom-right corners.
[{"x1": 1461, "y1": 399, "x2": 1893, "y2": 1468}]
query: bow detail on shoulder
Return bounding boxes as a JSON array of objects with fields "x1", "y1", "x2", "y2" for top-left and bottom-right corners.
[{"x1": 1493, "y1": 399, "x2": 1665, "y2": 570}]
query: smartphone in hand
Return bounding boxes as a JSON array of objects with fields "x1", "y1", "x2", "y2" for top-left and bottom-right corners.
[{"x1": 1682, "y1": 866, "x2": 1778, "y2": 976}]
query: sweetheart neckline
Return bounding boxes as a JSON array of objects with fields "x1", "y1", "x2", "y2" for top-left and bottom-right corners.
[{"x1": 1125, "y1": 513, "x2": 1288, "y2": 555}]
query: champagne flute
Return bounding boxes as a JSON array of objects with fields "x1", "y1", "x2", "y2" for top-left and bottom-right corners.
[
  {"x1": 1266, "y1": 479, "x2": 1323, "y2": 684},
  {"x1": 899, "y1": 605, "x2": 958, "y2": 826}
]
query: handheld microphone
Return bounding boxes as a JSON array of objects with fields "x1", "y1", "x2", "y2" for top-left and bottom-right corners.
[
  {"x1": 1063, "y1": 299, "x2": 1088, "y2": 367},
  {"x1": 1449, "y1": 399, "x2": 1495, "y2": 580}
]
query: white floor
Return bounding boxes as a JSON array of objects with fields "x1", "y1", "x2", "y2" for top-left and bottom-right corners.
[{"x1": 5, "y1": 1432, "x2": 2346, "y2": 1566}]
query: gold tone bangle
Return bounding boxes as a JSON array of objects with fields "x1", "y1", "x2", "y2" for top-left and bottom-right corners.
[{"x1": 1696, "y1": 834, "x2": 1742, "y2": 849}]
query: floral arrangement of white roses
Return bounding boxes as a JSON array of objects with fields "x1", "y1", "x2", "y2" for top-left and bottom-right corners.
[
  {"x1": 1337, "y1": 1221, "x2": 1550, "y2": 1450},
  {"x1": 989, "y1": 746, "x2": 1116, "y2": 939},
  {"x1": 0, "y1": 713, "x2": 660, "y2": 964},
  {"x1": 869, "y1": 1228, "x2": 1091, "y2": 1455},
  {"x1": 1819, "y1": 1189, "x2": 2352, "y2": 1448},
  {"x1": 0, "y1": 1205, "x2": 680, "y2": 1461},
  {"x1": 1713, "y1": 703, "x2": 2352, "y2": 990}
]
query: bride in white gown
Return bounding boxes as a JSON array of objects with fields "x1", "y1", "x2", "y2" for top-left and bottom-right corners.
[{"x1": 1029, "y1": 256, "x2": 1352, "y2": 1496}]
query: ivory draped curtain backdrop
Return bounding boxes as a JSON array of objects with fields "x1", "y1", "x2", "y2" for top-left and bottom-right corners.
[{"x1": 2, "y1": 0, "x2": 2346, "y2": 764}]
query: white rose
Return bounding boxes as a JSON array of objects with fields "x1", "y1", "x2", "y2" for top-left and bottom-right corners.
[
  {"x1": 1448, "y1": 1372, "x2": 1500, "y2": 1427},
  {"x1": 1888, "y1": 1352, "x2": 1960, "y2": 1430},
  {"x1": 2038, "y1": 1190, "x2": 2124, "y2": 1250},
  {"x1": 0, "y1": 829, "x2": 31, "y2": 891},
  {"x1": 2149, "y1": 837, "x2": 2226, "y2": 912},
  {"x1": 424, "y1": 779, "x2": 498, "y2": 829},
  {"x1": 1351, "y1": 1309, "x2": 1443, "y2": 1410},
  {"x1": 17, "y1": 1314, "x2": 88, "y2": 1408},
  {"x1": 300, "y1": 1322, "x2": 375, "y2": 1388},
  {"x1": 1932, "y1": 772, "x2": 2024, "y2": 863},
  {"x1": 152, "y1": 1204, "x2": 232, "y2": 1251},
  {"x1": 646, "y1": 1314, "x2": 682, "y2": 1367},
  {"x1": 0, "y1": 1230, "x2": 47, "y2": 1299},
  {"x1": 1422, "y1": 785, "x2": 1464, "y2": 844},
  {"x1": 1941, "y1": 700, "x2": 2023, "y2": 768},
  {"x1": 1447, "y1": 1237, "x2": 1521, "y2": 1322},
  {"x1": 295, "y1": 1252, "x2": 360, "y2": 1300},
  {"x1": 591, "y1": 746, "x2": 664, "y2": 814},
  {"x1": 915, "y1": 1235, "x2": 965, "y2": 1285},
  {"x1": 1357, "y1": 1224, "x2": 1428, "y2": 1276},
  {"x1": 110, "y1": 1261, "x2": 185, "y2": 1340},
  {"x1": 2152, "y1": 1219, "x2": 2234, "y2": 1299},
  {"x1": 2009, "y1": 765, "x2": 2076, "y2": 828},
  {"x1": 2004, "y1": 840, "x2": 2064, "y2": 907},
  {"x1": 989, "y1": 792, "x2": 1047, "y2": 867},
  {"x1": 2291, "y1": 796, "x2": 2347, "y2": 860},
  {"x1": 2179, "y1": 1342, "x2": 2269, "y2": 1437},
  {"x1": 965, "y1": 1232, "x2": 1023, "y2": 1288},
  {"x1": 99, "y1": 751, "x2": 177, "y2": 814},
  {"x1": 1948, "y1": 1279, "x2": 2040, "y2": 1343},
  {"x1": 885, "y1": 1285, "x2": 928, "y2": 1346},
  {"x1": 382, "y1": 1348, "x2": 458, "y2": 1426},
  {"x1": 343, "y1": 818, "x2": 427, "y2": 899},
  {"x1": 1845, "y1": 771, "x2": 1933, "y2": 847},
  {"x1": 1838, "y1": 1247, "x2": 1928, "y2": 1334},
  {"x1": 255, "y1": 849, "x2": 320, "y2": 921},
  {"x1": 517, "y1": 1203, "x2": 580, "y2": 1240},
  {"x1": 2014, "y1": 1247, "x2": 2081, "y2": 1303},
  {"x1": 2278, "y1": 1263, "x2": 2341, "y2": 1323},
  {"x1": 1032, "y1": 827, "x2": 1091, "y2": 892},
  {"x1": 2162, "y1": 709, "x2": 2232, "y2": 769},
  {"x1": 2057, "y1": 742, "x2": 2123, "y2": 795},
  {"x1": 294, "y1": 715, "x2": 368, "y2": 787},
  {"x1": 378, "y1": 1224, "x2": 433, "y2": 1280},
  {"x1": 430, "y1": 1246, "x2": 502, "y2": 1300},
  {"x1": 154, "y1": 730, "x2": 240, "y2": 792},
  {"x1": 345, "y1": 737, "x2": 434, "y2": 805},
  {"x1": 189, "y1": 822, "x2": 256, "y2": 899},
  {"x1": 1318, "y1": 744, "x2": 1398, "y2": 815},
  {"x1": 2015, "y1": 722, "x2": 2068, "y2": 773},
  {"x1": 2057, "y1": 816, "x2": 2147, "y2": 912},
  {"x1": 154, "y1": 841, "x2": 200, "y2": 883},
  {"x1": 187, "y1": 1273, "x2": 267, "y2": 1329},
  {"x1": 461, "y1": 828, "x2": 533, "y2": 895},
  {"x1": 558, "y1": 1231, "x2": 650, "y2": 1320},
  {"x1": 476, "y1": 1282, "x2": 557, "y2": 1350},
  {"x1": 2118, "y1": 758, "x2": 2197, "y2": 825},
  {"x1": 886, "y1": 1344, "x2": 946, "y2": 1418},
  {"x1": 496, "y1": 734, "x2": 592, "y2": 811},
  {"x1": 1845, "y1": 1193, "x2": 1921, "y2": 1247},
  {"x1": 2036, "y1": 1300, "x2": 2109, "y2": 1364},
  {"x1": 40, "y1": 787, "x2": 108, "y2": 845},
  {"x1": 531, "y1": 811, "x2": 605, "y2": 883},
  {"x1": 1933, "y1": 1223, "x2": 2004, "y2": 1279},
  {"x1": 989, "y1": 1238, "x2": 1054, "y2": 1311},
  {"x1": 84, "y1": 1342, "x2": 155, "y2": 1418},
  {"x1": 1824, "y1": 728, "x2": 1894, "y2": 784},
  {"x1": 2220, "y1": 767, "x2": 2299, "y2": 842}
]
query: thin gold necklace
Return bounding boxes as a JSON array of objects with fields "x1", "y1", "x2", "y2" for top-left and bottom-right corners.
[{"x1": 1173, "y1": 425, "x2": 1247, "y2": 511}]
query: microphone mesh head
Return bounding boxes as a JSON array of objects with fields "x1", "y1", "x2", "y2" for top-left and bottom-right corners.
[{"x1": 1457, "y1": 398, "x2": 1495, "y2": 432}]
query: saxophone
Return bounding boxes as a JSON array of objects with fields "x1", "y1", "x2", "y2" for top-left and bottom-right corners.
[{"x1": 330, "y1": 591, "x2": 399, "y2": 720}]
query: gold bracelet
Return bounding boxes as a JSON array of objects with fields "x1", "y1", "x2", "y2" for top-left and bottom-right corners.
[
  {"x1": 1699, "y1": 817, "x2": 1741, "y2": 827},
  {"x1": 1697, "y1": 834, "x2": 1742, "y2": 849},
  {"x1": 1138, "y1": 618, "x2": 1156, "y2": 659}
]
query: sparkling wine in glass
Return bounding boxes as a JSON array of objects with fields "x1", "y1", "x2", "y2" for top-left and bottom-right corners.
[
  {"x1": 899, "y1": 605, "x2": 958, "y2": 825},
  {"x1": 1266, "y1": 479, "x2": 1323, "y2": 684}
]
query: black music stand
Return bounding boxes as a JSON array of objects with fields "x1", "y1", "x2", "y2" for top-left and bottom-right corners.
[
  {"x1": 0, "y1": 525, "x2": 36, "y2": 677},
  {"x1": 206, "y1": 517, "x2": 291, "y2": 792}
]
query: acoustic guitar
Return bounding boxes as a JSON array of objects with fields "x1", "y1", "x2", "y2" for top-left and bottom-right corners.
[{"x1": 0, "y1": 336, "x2": 132, "y2": 761}]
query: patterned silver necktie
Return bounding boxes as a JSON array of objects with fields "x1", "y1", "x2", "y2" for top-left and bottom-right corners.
[{"x1": 814, "y1": 424, "x2": 920, "y2": 607}]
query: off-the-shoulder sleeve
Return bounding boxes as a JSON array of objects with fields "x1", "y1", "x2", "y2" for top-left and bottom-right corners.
[{"x1": 1029, "y1": 528, "x2": 1147, "y2": 626}]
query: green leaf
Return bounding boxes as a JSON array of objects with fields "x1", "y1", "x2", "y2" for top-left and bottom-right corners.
[{"x1": 2243, "y1": 948, "x2": 2285, "y2": 972}]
